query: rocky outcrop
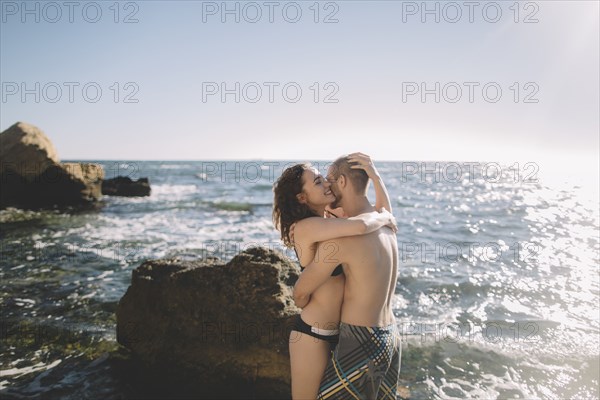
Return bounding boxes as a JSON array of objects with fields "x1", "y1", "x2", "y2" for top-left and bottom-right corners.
[
  {"x1": 116, "y1": 247, "x2": 301, "y2": 399},
  {"x1": 0, "y1": 122, "x2": 104, "y2": 209},
  {"x1": 0, "y1": 121, "x2": 59, "y2": 179},
  {"x1": 102, "y1": 176, "x2": 151, "y2": 197}
]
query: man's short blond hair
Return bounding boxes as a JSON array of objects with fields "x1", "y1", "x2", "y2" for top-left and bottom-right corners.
[{"x1": 331, "y1": 155, "x2": 369, "y2": 194}]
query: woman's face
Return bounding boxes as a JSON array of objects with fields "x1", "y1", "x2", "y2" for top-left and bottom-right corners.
[{"x1": 300, "y1": 167, "x2": 336, "y2": 209}]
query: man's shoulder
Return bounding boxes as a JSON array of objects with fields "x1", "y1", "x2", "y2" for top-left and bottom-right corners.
[
  {"x1": 315, "y1": 235, "x2": 349, "y2": 249},
  {"x1": 345, "y1": 227, "x2": 397, "y2": 250},
  {"x1": 330, "y1": 232, "x2": 373, "y2": 254},
  {"x1": 323, "y1": 233, "x2": 363, "y2": 246},
  {"x1": 314, "y1": 234, "x2": 358, "y2": 258}
]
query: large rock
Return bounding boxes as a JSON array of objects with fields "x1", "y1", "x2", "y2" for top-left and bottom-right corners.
[
  {"x1": 116, "y1": 247, "x2": 301, "y2": 398},
  {"x1": 0, "y1": 122, "x2": 104, "y2": 209},
  {"x1": 0, "y1": 121, "x2": 59, "y2": 180},
  {"x1": 102, "y1": 176, "x2": 151, "y2": 196}
]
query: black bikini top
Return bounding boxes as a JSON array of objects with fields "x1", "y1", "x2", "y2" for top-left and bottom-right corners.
[{"x1": 293, "y1": 248, "x2": 343, "y2": 277}]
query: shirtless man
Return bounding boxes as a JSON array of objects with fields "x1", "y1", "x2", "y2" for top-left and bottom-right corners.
[{"x1": 293, "y1": 154, "x2": 401, "y2": 399}]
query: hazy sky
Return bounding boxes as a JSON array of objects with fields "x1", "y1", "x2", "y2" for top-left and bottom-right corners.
[{"x1": 1, "y1": 1, "x2": 598, "y2": 164}]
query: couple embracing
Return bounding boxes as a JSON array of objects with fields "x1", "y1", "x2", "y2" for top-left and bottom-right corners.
[{"x1": 273, "y1": 153, "x2": 401, "y2": 399}]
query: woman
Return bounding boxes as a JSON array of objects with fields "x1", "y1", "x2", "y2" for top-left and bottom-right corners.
[{"x1": 273, "y1": 153, "x2": 394, "y2": 399}]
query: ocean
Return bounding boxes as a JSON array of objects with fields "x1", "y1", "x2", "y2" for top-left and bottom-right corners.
[{"x1": 1, "y1": 160, "x2": 598, "y2": 399}]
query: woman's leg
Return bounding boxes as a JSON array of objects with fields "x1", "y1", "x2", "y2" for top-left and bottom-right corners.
[{"x1": 289, "y1": 331, "x2": 331, "y2": 399}]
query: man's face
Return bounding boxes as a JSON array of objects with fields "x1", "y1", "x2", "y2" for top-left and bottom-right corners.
[{"x1": 326, "y1": 166, "x2": 342, "y2": 208}]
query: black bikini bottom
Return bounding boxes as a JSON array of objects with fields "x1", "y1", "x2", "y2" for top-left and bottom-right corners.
[{"x1": 291, "y1": 314, "x2": 340, "y2": 346}]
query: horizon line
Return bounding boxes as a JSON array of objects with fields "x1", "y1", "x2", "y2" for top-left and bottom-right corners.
[{"x1": 60, "y1": 156, "x2": 599, "y2": 164}]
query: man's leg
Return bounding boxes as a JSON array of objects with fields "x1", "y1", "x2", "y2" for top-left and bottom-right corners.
[
  {"x1": 318, "y1": 323, "x2": 399, "y2": 399},
  {"x1": 318, "y1": 323, "x2": 368, "y2": 399},
  {"x1": 377, "y1": 325, "x2": 401, "y2": 400}
]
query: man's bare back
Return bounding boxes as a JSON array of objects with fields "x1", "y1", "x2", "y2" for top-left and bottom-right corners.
[
  {"x1": 293, "y1": 223, "x2": 397, "y2": 327},
  {"x1": 336, "y1": 226, "x2": 398, "y2": 327}
]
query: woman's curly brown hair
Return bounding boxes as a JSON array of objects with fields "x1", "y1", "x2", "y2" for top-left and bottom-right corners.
[{"x1": 273, "y1": 163, "x2": 318, "y2": 248}]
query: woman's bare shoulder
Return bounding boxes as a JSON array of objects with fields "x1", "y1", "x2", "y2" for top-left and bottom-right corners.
[{"x1": 294, "y1": 216, "x2": 323, "y2": 228}]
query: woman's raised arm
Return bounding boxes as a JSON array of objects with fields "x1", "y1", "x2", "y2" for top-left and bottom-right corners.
[{"x1": 347, "y1": 152, "x2": 393, "y2": 213}]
